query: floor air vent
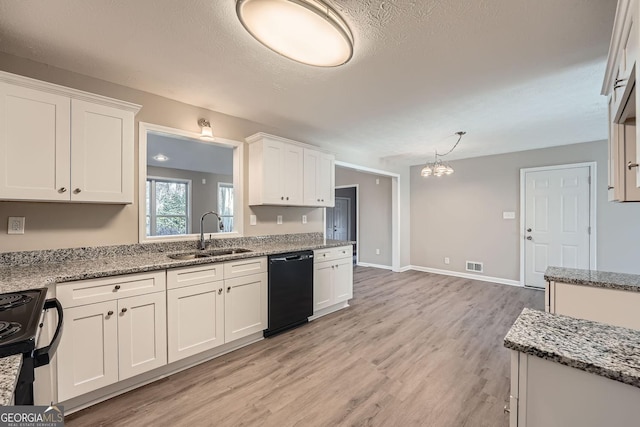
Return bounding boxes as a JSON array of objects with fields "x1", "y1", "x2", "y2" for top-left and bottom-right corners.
[{"x1": 466, "y1": 261, "x2": 484, "y2": 273}]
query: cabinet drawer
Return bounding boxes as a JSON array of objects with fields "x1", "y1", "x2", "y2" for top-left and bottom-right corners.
[
  {"x1": 224, "y1": 257, "x2": 267, "y2": 280},
  {"x1": 314, "y1": 245, "x2": 352, "y2": 263},
  {"x1": 167, "y1": 263, "x2": 224, "y2": 290},
  {"x1": 57, "y1": 271, "x2": 166, "y2": 308}
]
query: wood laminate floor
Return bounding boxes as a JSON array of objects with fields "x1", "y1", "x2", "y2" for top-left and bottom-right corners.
[{"x1": 66, "y1": 267, "x2": 543, "y2": 427}]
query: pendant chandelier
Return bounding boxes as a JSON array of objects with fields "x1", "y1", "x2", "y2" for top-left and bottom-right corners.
[{"x1": 421, "y1": 131, "x2": 466, "y2": 177}]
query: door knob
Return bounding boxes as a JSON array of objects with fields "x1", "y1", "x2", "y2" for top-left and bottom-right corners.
[
  {"x1": 526, "y1": 228, "x2": 532, "y2": 232},
  {"x1": 526, "y1": 236, "x2": 532, "y2": 240}
]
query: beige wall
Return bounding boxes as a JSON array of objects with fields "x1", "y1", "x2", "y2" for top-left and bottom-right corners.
[
  {"x1": 336, "y1": 167, "x2": 393, "y2": 266},
  {"x1": 0, "y1": 52, "x2": 324, "y2": 252},
  {"x1": 410, "y1": 140, "x2": 640, "y2": 280}
]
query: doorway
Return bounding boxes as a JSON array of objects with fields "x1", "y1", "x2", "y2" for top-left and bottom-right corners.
[
  {"x1": 520, "y1": 162, "x2": 596, "y2": 288},
  {"x1": 326, "y1": 186, "x2": 357, "y2": 264}
]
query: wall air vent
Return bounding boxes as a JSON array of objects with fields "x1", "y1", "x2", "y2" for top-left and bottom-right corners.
[{"x1": 466, "y1": 261, "x2": 484, "y2": 273}]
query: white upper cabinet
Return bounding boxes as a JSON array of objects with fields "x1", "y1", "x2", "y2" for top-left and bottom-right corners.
[
  {"x1": 0, "y1": 84, "x2": 71, "y2": 201},
  {"x1": 0, "y1": 71, "x2": 140, "y2": 204},
  {"x1": 247, "y1": 133, "x2": 334, "y2": 207},
  {"x1": 303, "y1": 148, "x2": 335, "y2": 207}
]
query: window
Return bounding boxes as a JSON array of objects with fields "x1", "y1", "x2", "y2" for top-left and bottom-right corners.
[
  {"x1": 147, "y1": 177, "x2": 191, "y2": 236},
  {"x1": 218, "y1": 182, "x2": 234, "y2": 232}
]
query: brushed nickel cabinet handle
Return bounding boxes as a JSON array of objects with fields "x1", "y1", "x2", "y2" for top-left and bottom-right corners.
[
  {"x1": 74, "y1": 188, "x2": 81, "y2": 194},
  {"x1": 627, "y1": 161, "x2": 639, "y2": 170},
  {"x1": 218, "y1": 288, "x2": 223, "y2": 295},
  {"x1": 504, "y1": 405, "x2": 510, "y2": 414},
  {"x1": 121, "y1": 308, "x2": 127, "y2": 313},
  {"x1": 107, "y1": 311, "x2": 113, "y2": 316},
  {"x1": 59, "y1": 187, "x2": 67, "y2": 193},
  {"x1": 114, "y1": 285, "x2": 121, "y2": 290},
  {"x1": 526, "y1": 236, "x2": 532, "y2": 240},
  {"x1": 227, "y1": 286, "x2": 231, "y2": 293},
  {"x1": 608, "y1": 186, "x2": 614, "y2": 190}
]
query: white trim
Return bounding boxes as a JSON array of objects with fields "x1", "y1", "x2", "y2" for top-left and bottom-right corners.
[
  {"x1": 308, "y1": 301, "x2": 350, "y2": 321},
  {"x1": 357, "y1": 262, "x2": 393, "y2": 270},
  {"x1": 602, "y1": 0, "x2": 632, "y2": 95},
  {"x1": 0, "y1": 70, "x2": 141, "y2": 113},
  {"x1": 397, "y1": 265, "x2": 412, "y2": 273},
  {"x1": 146, "y1": 175, "x2": 193, "y2": 235},
  {"x1": 138, "y1": 122, "x2": 245, "y2": 243},
  {"x1": 334, "y1": 184, "x2": 359, "y2": 264},
  {"x1": 245, "y1": 132, "x2": 333, "y2": 154},
  {"x1": 409, "y1": 265, "x2": 523, "y2": 287},
  {"x1": 334, "y1": 161, "x2": 401, "y2": 271},
  {"x1": 519, "y1": 162, "x2": 597, "y2": 287}
]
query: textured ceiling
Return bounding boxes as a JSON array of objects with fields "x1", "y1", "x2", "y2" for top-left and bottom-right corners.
[{"x1": 0, "y1": 0, "x2": 617, "y2": 164}]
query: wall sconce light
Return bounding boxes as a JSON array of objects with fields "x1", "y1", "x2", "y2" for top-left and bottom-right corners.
[{"x1": 198, "y1": 118, "x2": 214, "y2": 140}]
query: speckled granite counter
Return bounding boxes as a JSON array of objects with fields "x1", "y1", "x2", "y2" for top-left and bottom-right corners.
[
  {"x1": 0, "y1": 233, "x2": 353, "y2": 405},
  {"x1": 504, "y1": 308, "x2": 640, "y2": 389},
  {"x1": 0, "y1": 355, "x2": 21, "y2": 406},
  {"x1": 545, "y1": 266, "x2": 640, "y2": 293},
  {"x1": 0, "y1": 234, "x2": 353, "y2": 294}
]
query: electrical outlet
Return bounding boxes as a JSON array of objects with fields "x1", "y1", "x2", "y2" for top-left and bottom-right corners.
[
  {"x1": 376, "y1": 178, "x2": 380, "y2": 185},
  {"x1": 444, "y1": 257, "x2": 450, "y2": 265},
  {"x1": 8, "y1": 217, "x2": 25, "y2": 235},
  {"x1": 376, "y1": 249, "x2": 380, "y2": 255},
  {"x1": 250, "y1": 215, "x2": 257, "y2": 226},
  {"x1": 277, "y1": 215, "x2": 283, "y2": 225},
  {"x1": 302, "y1": 215, "x2": 307, "y2": 224}
]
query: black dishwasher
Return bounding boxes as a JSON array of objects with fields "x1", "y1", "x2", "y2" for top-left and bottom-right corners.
[{"x1": 265, "y1": 250, "x2": 314, "y2": 337}]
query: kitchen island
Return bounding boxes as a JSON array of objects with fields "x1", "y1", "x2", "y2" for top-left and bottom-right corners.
[{"x1": 504, "y1": 308, "x2": 640, "y2": 427}]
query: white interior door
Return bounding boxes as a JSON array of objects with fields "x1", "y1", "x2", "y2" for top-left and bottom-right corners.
[{"x1": 523, "y1": 166, "x2": 592, "y2": 288}]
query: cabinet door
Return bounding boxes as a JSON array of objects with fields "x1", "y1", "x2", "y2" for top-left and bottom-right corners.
[
  {"x1": 261, "y1": 139, "x2": 286, "y2": 204},
  {"x1": 0, "y1": 83, "x2": 71, "y2": 201},
  {"x1": 71, "y1": 99, "x2": 134, "y2": 203},
  {"x1": 313, "y1": 262, "x2": 334, "y2": 312},
  {"x1": 608, "y1": 95, "x2": 622, "y2": 201},
  {"x1": 57, "y1": 301, "x2": 118, "y2": 401},
  {"x1": 622, "y1": 122, "x2": 640, "y2": 200},
  {"x1": 303, "y1": 149, "x2": 321, "y2": 206},
  {"x1": 333, "y1": 258, "x2": 354, "y2": 303},
  {"x1": 167, "y1": 282, "x2": 225, "y2": 363},
  {"x1": 117, "y1": 292, "x2": 167, "y2": 380},
  {"x1": 317, "y1": 152, "x2": 335, "y2": 207},
  {"x1": 224, "y1": 272, "x2": 267, "y2": 342},
  {"x1": 282, "y1": 144, "x2": 304, "y2": 204}
]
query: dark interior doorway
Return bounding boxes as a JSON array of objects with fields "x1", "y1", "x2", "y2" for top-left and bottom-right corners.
[{"x1": 326, "y1": 186, "x2": 357, "y2": 264}]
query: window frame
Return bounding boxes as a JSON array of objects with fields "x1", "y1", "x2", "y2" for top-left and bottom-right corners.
[{"x1": 146, "y1": 176, "x2": 192, "y2": 237}]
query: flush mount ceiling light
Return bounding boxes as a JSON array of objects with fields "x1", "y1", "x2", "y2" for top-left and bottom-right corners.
[
  {"x1": 198, "y1": 118, "x2": 214, "y2": 140},
  {"x1": 421, "y1": 132, "x2": 467, "y2": 178},
  {"x1": 153, "y1": 154, "x2": 169, "y2": 162},
  {"x1": 236, "y1": 0, "x2": 354, "y2": 67}
]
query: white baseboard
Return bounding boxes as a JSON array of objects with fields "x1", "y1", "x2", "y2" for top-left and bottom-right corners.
[
  {"x1": 357, "y1": 262, "x2": 393, "y2": 270},
  {"x1": 408, "y1": 265, "x2": 522, "y2": 287},
  {"x1": 397, "y1": 265, "x2": 412, "y2": 273}
]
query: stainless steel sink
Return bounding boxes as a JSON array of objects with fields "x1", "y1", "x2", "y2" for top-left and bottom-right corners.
[
  {"x1": 167, "y1": 248, "x2": 252, "y2": 260},
  {"x1": 167, "y1": 252, "x2": 213, "y2": 260}
]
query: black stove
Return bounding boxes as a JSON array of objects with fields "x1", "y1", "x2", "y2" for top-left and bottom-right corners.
[
  {"x1": 0, "y1": 288, "x2": 48, "y2": 358},
  {"x1": 0, "y1": 288, "x2": 63, "y2": 405}
]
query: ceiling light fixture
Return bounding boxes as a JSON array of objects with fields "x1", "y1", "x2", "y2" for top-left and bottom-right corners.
[
  {"x1": 198, "y1": 118, "x2": 214, "y2": 140},
  {"x1": 236, "y1": 0, "x2": 354, "y2": 67},
  {"x1": 421, "y1": 131, "x2": 466, "y2": 178},
  {"x1": 153, "y1": 154, "x2": 169, "y2": 162}
]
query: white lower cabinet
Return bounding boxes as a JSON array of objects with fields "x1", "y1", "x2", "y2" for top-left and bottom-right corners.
[
  {"x1": 166, "y1": 258, "x2": 268, "y2": 363},
  {"x1": 509, "y1": 351, "x2": 640, "y2": 426},
  {"x1": 313, "y1": 245, "x2": 353, "y2": 315},
  {"x1": 56, "y1": 272, "x2": 167, "y2": 401},
  {"x1": 546, "y1": 281, "x2": 640, "y2": 330}
]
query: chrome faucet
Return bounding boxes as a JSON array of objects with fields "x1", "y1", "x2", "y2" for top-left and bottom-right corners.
[{"x1": 198, "y1": 211, "x2": 223, "y2": 250}]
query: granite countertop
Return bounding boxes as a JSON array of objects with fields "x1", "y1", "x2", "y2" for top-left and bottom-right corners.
[
  {"x1": 504, "y1": 308, "x2": 640, "y2": 389},
  {"x1": 0, "y1": 356, "x2": 21, "y2": 406},
  {"x1": 0, "y1": 239, "x2": 352, "y2": 294},
  {"x1": 545, "y1": 266, "x2": 640, "y2": 293}
]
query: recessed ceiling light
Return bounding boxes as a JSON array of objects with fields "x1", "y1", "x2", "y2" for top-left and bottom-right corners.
[
  {"x1": 236, "y1": 0, "x2": 354, "y2": 67},
  {"x1": 153, "y1": 154, "x2": 169, "y2": 162}
]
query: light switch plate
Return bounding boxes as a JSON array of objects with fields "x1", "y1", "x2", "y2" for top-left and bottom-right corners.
[
  {"x1": 503, "y1": 211, "x2": 516, "y2": 219},
  {"x1": 302, "y1": 215, "x2": 307, "y2": 224},
  {"x1": 277, "y1": 215, "x2": 283, "y2": 225},
  {"x1": 8, "y1": 217, "x2": 25, "y2": 234}
]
